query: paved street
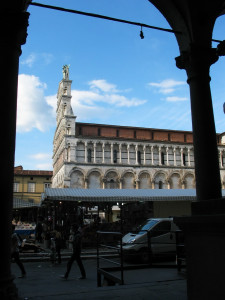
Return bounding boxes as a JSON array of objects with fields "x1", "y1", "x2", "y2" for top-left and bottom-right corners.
[{"x1": 12, "y1": 258, "x2": 187, "y2": 299}]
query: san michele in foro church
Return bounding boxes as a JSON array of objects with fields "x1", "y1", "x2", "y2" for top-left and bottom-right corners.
[{"x1": 52, "y1": 65, "x2": 225, "y2": 190}]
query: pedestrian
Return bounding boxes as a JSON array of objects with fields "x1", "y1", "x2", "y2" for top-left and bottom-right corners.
[
  {"x1": 11, "y1": 224, "x2": 26, "y2": 278},
  {"x1": 54, "y1": 226, "x2": 62, "y2": 264},
  {"x1": 61, "y1": 224, "x2": 86, "y2": 280}
]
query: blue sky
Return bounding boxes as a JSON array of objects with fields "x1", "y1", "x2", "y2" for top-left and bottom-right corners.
[{"x1": 15, "y1": 0, "x2": 225, "y2": 170}]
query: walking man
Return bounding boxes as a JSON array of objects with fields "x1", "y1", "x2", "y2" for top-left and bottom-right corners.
[
  {"x1": 11, "y1": 224, "x2": 26, "y2": 278},
  {"x1": 61, "y1": 224, "x2": 86, "y2": 280}
]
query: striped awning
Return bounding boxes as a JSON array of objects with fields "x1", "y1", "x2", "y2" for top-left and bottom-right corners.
[{"x1": 41, "y1": 188, "x2": 199, "y2": 203}]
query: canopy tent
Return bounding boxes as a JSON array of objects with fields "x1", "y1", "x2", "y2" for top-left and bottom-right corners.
[
  {"x1": 13, "y1": 197, "x2": 41, "y2": 209},
  {"x1": 41, "y1": 188, "x2": 199, "y2": 203}
]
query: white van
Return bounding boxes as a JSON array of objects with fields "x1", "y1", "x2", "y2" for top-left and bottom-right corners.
[{"x1": 122, "y1": 218, "x2": 179, "y2": 263}]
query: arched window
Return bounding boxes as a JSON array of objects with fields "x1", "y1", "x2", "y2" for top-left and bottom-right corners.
[
  {"x1": 109, "y1": 179, "x2": 116, "y2": 189},
  {"x1": 159, "y1": 181, "x2": 163, "y2": 189},
  {"x1": 87, "y1": 149, "x2": 92, "y2": 162}
]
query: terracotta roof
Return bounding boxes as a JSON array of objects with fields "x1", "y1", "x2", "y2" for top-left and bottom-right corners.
[{"x1": 14, "y1": 169, "x2": 53, "y2": 176}]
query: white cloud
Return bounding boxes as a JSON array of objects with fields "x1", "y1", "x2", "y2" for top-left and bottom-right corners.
[
  {"x1": 21, "y1": 53, "x2": 37, "y2": 67},
  {"x1": 148, "y1": 79, "x2": 186, "y2": 94},
  {"x1": 17, "y1": 74, "x2": 55, "y2": 132},
  {"x1": 20, "y1": 53, "x2": 54, "y2": 67},
  {"x1": 89, "y1": 79, "x2": 118, "y2": 93},
  {"x1": 30, "y1": 153, "x2": 52, "y2": 160},
  {"x1": 18, "y1": 76, "x2": 146, "y2": 132},
  {"x1": 36, "y1": 163, "x2": 53, "y2": 170},
  {"x1": 166, "y1": 96, "x2": 188, "y2": 102}
]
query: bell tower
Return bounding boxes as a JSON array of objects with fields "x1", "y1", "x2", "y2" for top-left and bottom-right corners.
[{"x1": 52, "y1": 65, "x2": 76, "y2": 184}]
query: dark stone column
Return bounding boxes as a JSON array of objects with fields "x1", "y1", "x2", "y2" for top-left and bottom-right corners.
[
  {"x1": 0, "y1": 2, "x2": 29, "y2": 299},
  {"x1": 176, "y1": 45, "x2": 222, "y2": 202}
]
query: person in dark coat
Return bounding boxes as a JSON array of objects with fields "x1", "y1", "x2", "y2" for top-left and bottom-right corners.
[
  {"x1": 11, "y1": 224, "x2": 26, "y2": 278},
  {"x1": 61, "y1": 224, "x2": 86, "y2": 280}
]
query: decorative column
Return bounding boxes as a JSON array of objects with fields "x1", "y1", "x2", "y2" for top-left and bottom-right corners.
[
  {"x1": 70, "y1": 143, "x2": 77, "y2": 162},
  {"x1": 158, "y1": 147, "x2": 162, "y2": 165},
  {"x1": 135, "y1": 180, "x2": 139, "y2": 189},
  {"x1": 188, "y1": 148, "x2": 191, "y2": 167},
  {"x1": 166, "y1": 147, "x2": 169, "y2": 166},
  {"x1": 102, "y1": 143, "x2": 105, "y2": 163},
  {"x1": 135, "y1": 145, "x2": 138, "y2": 165},
  {"x1": 143, "y1": 145, "x2": 146, "y2": 165},
  {"x1": 119, "y1": 144, "x2": 122, "y2": 164},
  {"x1": 151, "y1": 146, "x2": 154, "y2": 165},
  {"x1": 111, "y1": 143, "x2": 113, "y2": 164},
  {"x1": 127, "y1": 144, "x2": 130, "y2": 164},
  {"x1": 180, "y1": 148, "x2": 184, "y2": 166},
  {"x1": 84, "y1": 177, "x2": 88, "y2": 189},
  {"x1": 151, "y1": 181, "x2": 155, "y2": 189},
  {"x1": 173, "y1": 147, "x2": 177, "y2": 166},
  {"x1": 84, "y1": 142, "x2": 87, "y2": 163},
  {"x1": 0, "y1": 1, "x2": 30, "y2": 298},
  {"x1": 219, "y1": 150, "x2": 223, "y2": 168},
  {"x1": 93, "y1": 142, "x2": 96, "y2": 163}
]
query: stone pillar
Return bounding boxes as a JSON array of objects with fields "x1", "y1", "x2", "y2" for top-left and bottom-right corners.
[
  {"x1": 135, "y1": 145, "x2": 138, "y2": 165},
  {"x1": 0, "y1": 2, "x2": 30, "y2": 298},
  {"x1": 151, "y1": 146, "x2": 154, "y2": 165},
  {"x1": 127, "y1": 144, "x2": 130, "y2": 164},
  {"x1": 188, "y1": 148, "x2": 191, "y2": 167},
  {"x1": 93, "y1": 142, "x2": 96, "y2": 163},
  {"x1": 173, "y1": 147, "x2": 177, "y2": 166},
  {"x1": 219, "y1": 150, "x2": 223, "y2": 168},
  {"x1": 180, "y1": 148, "x2": 184, "y2": 166},
  {"x1": 176, "y1": 46, "x2": 221, "y2": 201},
  {"x1": 111, "y1": 143, "x2": 113, "y2": 164},
  {"x1": 143, "y1": 145, "x2": 146, "y2": 165},
  {"x1": 70, "y1": 143, "x2": 76, "y2": 162},
  {"x1": 166, "y1": 147, "x2": 169, "y2": 166},
  {"x1": 102, "y1": 143, "x2": 105, "y2": 163},
  {"x1": 119, "y1": 144, "x2": 122, "y2": 164},
  {"x1": 158, "y1": 147, "x2": 162, "y2": 165},
  {"x1": 84, "y1": 142, "x2": 87, "y2": 163}
]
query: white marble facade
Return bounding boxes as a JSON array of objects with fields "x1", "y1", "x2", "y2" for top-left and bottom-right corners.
[{"x1": 52, "y1": 68, "x2": 225, "y2": 190}]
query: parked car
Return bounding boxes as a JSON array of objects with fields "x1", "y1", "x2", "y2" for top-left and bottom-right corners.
[{"x1": 122, "y1": 218, "x2": 179, "y2": 263}]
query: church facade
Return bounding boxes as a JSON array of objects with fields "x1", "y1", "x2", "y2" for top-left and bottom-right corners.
[{"x1": 52, "y1": 67, "x2": 225, "y2": 190}]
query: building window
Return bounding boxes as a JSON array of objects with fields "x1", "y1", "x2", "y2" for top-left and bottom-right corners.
[
  {"x1": 161, "y1": 152, "x2": 165, "y2": 165},
  {"x1": 88, "y1": 149, "x2": 92, "y2": 162},
  {"x1": 109, "y1": 179, "x2": 116, "y2": 189},
  {"x1": 44, "y1": 183, "x2": 51, "y2": 191},
  {"x1": 159, "y1": 181, "x2": 163, "y2": 189},
  {"x1": 98, "y1": 128, "x2": 101, "y2": 136},
  {"x1": 28, "y1": 182, "x2": 35, "y2": 193},
  {"x1": 113, "y1": 150, "x2": 117, "y2": 163},
  {"x1": 138, "y1": 151, "x2": 141, "y2": 164},
  {"x1": 183, "y1": 153, "x2": 186, "y2": 166},
  {"x1": 13, "y1": 182, "x2": 19, "y2": 192},
  {"x1": 116, "y1": 129, "x2": 119, "y2": 137}
]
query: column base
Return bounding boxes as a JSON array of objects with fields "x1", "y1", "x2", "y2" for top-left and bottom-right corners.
[
  {"x1": 0, "y1": 275, "x2": 18, "y2": 300},
  {"x1": 174, "y1": 212, "x2": 225, "y2": 300}
]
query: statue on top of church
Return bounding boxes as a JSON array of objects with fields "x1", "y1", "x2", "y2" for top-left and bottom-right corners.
[{"x1": 62, "y1": 65, "x2": 70, "y2": 80}]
